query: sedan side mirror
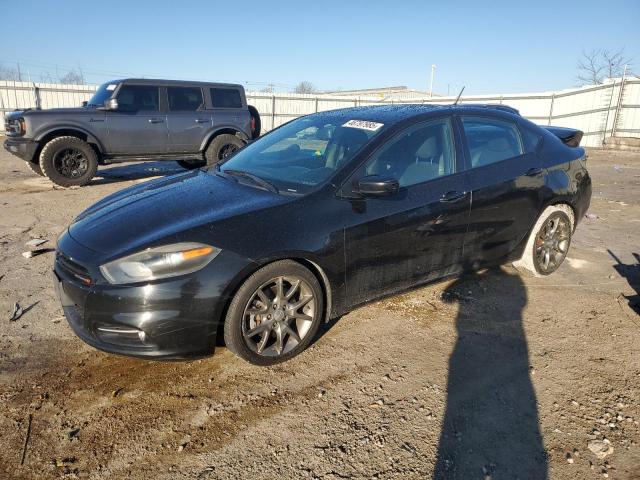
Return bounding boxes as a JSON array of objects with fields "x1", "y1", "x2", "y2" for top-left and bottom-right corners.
[
  {"x1": 98, "y1": 98, "x2": 118, "y2": 111},
  {"x1": 357, "y1": 175, "x2": 400, "y2": 197}
]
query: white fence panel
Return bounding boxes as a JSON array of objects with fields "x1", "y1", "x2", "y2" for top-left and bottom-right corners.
[{"x1": 2, "y1": 79, "x2": 639, "y2": 148}]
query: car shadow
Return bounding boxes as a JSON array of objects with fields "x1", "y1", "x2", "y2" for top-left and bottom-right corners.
[
  {"x1": 434, "y1": 267, "x2": 548, "y2": 479},
  {"x1": 608, "y1": 250, "x2": 640, "y2": 315},
  {"x1": 90, "y1": 161, "x2": 187, "y2": 185}
]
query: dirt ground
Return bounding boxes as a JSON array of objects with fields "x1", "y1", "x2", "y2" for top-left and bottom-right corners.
[{"x1": 0, "y1": 144, "x2": 638, "y2": 480}]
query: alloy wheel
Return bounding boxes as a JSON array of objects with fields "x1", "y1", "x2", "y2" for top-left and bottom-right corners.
[
  {"x1": 241, "y1": 275, "x2": 316, "y2": 357},
  {"x1": 53, "y1": 148, "x2": 88, "y2": 178},
  {"x1": 533, "y1": 212, "x2": 571, "y2": 274}
]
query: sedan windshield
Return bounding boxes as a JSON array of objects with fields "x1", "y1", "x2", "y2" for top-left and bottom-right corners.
[
  {"x1": 217, "y1": 115, "x2": 385, "y2": 194},
  {"x1": 87, "y1": 82, "x2": 119, "y2": 107}
]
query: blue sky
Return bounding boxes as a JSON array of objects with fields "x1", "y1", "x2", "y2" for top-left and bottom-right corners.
[{"x1": 2, "y1": 0, "x2": 639, "y2": 94}]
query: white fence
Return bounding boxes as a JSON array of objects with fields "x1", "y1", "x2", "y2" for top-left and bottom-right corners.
[{"x1": 2, "y1": 78, "x2": 639, "y2": 147}]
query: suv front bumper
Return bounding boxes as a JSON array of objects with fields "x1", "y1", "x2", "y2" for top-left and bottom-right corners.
[{"x1": 4, "y1": 137, "x2": 38, "y2": 162}]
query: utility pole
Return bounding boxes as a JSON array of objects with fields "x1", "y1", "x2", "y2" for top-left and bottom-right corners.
[
  {"x1": 429, "y1": 64, "x2": 436, "y2": 98},
  {"x1": 17, "y1": 62, "x2": 22, "y2": 82}
]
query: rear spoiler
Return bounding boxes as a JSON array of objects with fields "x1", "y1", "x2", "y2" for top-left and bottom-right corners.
[{"x1": 544, "y1": 126, "x2": 583, "y2": 147}]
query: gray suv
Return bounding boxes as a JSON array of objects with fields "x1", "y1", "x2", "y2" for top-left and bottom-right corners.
[{"x1": 3, "y1": 79, "x2": 261, "y2": 187}]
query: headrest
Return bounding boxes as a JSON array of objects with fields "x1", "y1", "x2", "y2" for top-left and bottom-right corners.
[{"x1": 416, "y1": 136, "x2": 439, "y2": 158}]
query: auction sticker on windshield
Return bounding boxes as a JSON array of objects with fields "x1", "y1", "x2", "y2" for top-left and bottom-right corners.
[{"x1": 342, "y1": 120, "x2": 384, "y2": 131}]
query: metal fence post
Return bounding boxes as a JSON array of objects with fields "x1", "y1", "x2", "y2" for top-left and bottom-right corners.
[
  {"x1": 271, "y1": 95, "x2": 276, "y2": 131},
  {"x1": 32, "y1": 83, "x2": 41, "y2": 110},
  {"x1": 547, "y1": 94, "x2": 555, "y2": 126},
  {"x1": 611, "y1": 72, "x2": 627, "y2": 138}
]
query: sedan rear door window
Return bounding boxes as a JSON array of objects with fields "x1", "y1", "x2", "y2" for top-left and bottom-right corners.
[{"x1": 462, "y1": 117, "x2": 523, "y2": 168}]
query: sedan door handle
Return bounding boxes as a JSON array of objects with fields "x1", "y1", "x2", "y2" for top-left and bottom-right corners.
[
  {"x1": 148, "y1": 118, "x2": 165, "y2": 124},
  {"x1": 525, "y1": 167, "x2": 543, "y2": 176},
  {"x1": 440, "y1": 191, "x2": 468, "y2": 203},
  {"x1": 195, "y1": 118, "x2": 209, "y2": 124}
]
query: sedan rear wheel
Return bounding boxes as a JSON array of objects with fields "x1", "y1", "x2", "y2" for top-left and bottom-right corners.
[
  {"x1": 224, "y1": 260, "x2": 324, "y2": 365},
  {"x1": 513, "y1": 204, "x2": 574, "y2": 277}
]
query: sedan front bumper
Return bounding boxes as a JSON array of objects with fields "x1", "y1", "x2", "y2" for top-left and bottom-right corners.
[{"x1": 54, "y1": 232, "x2": 255, "y2": 360}]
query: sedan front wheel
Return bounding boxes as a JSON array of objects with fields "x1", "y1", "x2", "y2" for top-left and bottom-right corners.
[{"x1": 224, "y1": 260, "x2": 324, "y2": 365}]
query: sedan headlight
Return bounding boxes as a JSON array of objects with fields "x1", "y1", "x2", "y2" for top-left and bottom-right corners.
[{"x1": 100, "y1": 242, "x2": 220, "y2": 285}]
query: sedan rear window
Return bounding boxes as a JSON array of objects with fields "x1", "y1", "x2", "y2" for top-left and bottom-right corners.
[{"x1": 210, "y1": 88, "x2": 242, "y2": 108}]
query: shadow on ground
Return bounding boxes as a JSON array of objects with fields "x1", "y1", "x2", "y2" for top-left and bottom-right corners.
[
  {"x1": 434, "y1": 267, "x2": 548, "y2": 479},
  {"x1": 90, "y1": 161, "x2": 187, "y2": 185},
  {"x1": 609, "y1": 250, "x2": 640, "y2": 315}
]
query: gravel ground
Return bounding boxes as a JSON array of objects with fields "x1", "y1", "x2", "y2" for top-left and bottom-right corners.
[{"x1": 0, "y1": 145, "x2": 638, "y2": 479}]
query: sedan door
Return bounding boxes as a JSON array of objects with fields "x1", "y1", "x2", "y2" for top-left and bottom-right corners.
[
  {"x1": 458, "y1": 115, "x2": 545, "y2": 265},
  {"x1": 343, "y1": 117, "x2": 470, "y2": 307},
  {"x1": 165, "y1": 86, "x2": 211, "y2": 153},
  {"x1": 105, "y1": 84, "x2": 167, "y2": 155}
]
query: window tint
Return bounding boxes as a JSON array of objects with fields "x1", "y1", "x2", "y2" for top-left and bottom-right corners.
[
  {"x1": 116, "y1": 85, "x2": 159, "y2": 111},
  {"x1": 462, "y1": 117, "x2": 523, "y2": 168},
  {"x1": 167, "y1": 87, "x2": 203, "y2": 111},
  {"x1": 365, "y1": 118, "x2": 455, "y2": 187},
  {"x1": 210, "y1": 88, "x2": 242, "y2": 108}
]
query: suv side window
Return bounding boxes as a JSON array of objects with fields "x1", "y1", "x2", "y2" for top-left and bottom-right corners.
[
  {"x1": 167, "y1": 87, "x2": 204, "y2": 111},
  {"x1": 116, "y1": 85, "x2": 159, "y2": 112},
  {"x1": 210, "y1": 88, "x2": 242, "y2": 108},
  {"x1": 461, "y1": 116, "x2": 523, "y2": 168},
  {"x1": 364, "y1": 117, "x2": 455, "y2": 188}
]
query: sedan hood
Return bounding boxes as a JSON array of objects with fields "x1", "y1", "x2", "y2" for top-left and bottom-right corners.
[{"x1": 68, "y1": 170, "x2": 289, "y2": 257}]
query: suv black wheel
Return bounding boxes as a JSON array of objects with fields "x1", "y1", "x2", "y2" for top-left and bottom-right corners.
[
  {"x1": 177, "y1": 159, "x2": 206, "y2": 170},
  {"x1": 205, "y1": 134, "x2": 244, "y2": 167},
  {"x1": 39, "y1": 136, "x2": 98, "y2": 187},
  {"x1": 224, "y1": 260, "x2": 324, "y2": 366}
]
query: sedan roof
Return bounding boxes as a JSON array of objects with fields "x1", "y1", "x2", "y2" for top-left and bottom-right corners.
[{"x1": 309, "y1": 104, "x2": 519, "y2": 127}]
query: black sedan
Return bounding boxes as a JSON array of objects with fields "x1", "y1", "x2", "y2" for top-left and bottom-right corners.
[{"x1": 54, "y1": 105, "x2": 591, "y2": 365}]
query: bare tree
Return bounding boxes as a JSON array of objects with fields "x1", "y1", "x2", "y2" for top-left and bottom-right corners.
[
  {"x1": 0, "y1": 64, "x2": 19, "y2": 81},
  {"x1": 59, "y1": 70, "x2": 84, "y2": 84},
  {"x1": 577, "y1": 48, "x2": 632, "y2": 85},
  {"x1": 293, "y1": 81, "x2": 317, "y2": 94}
]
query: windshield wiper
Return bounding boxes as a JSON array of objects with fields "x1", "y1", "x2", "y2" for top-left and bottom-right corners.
[{"x1": 222, "y1": 169, "x2": 279, "y2": 193}]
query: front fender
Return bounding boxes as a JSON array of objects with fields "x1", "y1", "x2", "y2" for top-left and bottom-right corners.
[{"x1": 33, "y1": 124, "x2": 105, "y2": 153}]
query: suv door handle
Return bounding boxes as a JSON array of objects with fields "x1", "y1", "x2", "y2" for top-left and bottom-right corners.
[
  {"x1": 440, "y1": 191, "x2": 468, "y2": 203},
  {"x1": 148, "y1": 118, "x2": 164, "y2": 124},
  {"x1": 195, "y1": 118, "x2": 209, "y2": 124},
  {"x1": 525, "y1": 167, "x2": 543, "y2": 176}
]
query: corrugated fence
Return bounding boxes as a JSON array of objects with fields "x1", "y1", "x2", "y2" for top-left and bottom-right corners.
[{"x1": 2, "y1": 78, "x2": 639, "y2": 147}]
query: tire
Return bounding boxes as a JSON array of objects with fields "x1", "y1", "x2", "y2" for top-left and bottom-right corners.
[
  {"x1": 248, "y1": 105, "x2": 261, "y2": 139},
  {"x1": 224, "y1": 260, "x2": 324, "y2": 366},
  {"x1": 177, "y1": 159, "x2": 206, "y2": 170},
  {"x1": 513, "y1": 204, "x2": 574, "y2": 277},
  {"x1": 39, "y1": 136, "x2": 98, "y2": 187},
  {"x1": 204, "y1": 134, "x2": 244, "y2": 167},
  {"x1": 25, "y1": 159, "x2": 44, "y2": 176}
]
